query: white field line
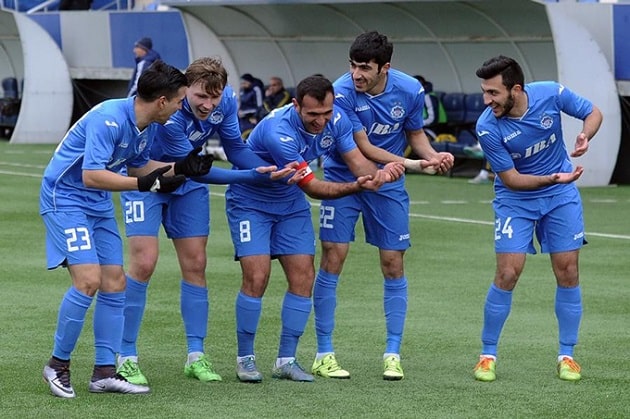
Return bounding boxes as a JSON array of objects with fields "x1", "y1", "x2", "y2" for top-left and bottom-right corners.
[
  {"x1": 0, "y1": 162, "x2": 46, "y2": 169},
  {"x1": 3, "y1": 166, "x2": 629, "y2": 241}
]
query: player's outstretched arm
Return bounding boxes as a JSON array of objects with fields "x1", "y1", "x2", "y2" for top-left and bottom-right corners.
[
  {"x1": 192, "y1": 162, "x2": 299, "y2": 185},
  {"x1": 498, "y1": 166, "x2": 584, "y2": 190}
]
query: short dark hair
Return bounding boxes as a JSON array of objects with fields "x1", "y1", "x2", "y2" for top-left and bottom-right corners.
[
  {"x1": 349, "y1": 31, "x2": 393, "y2": 70},
  {"x1": 475, "y1": 55, "x2": 525, "y2": 90},
  {"x1": 295, "y1": 75, "x2": 334, "y2": 105},
  {"x1": 136, "y1": 60, "x2": 188, "y2": 102}
]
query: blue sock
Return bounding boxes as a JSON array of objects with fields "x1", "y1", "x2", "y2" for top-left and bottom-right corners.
[
  {"x1": 384, "y1": 277, "x2": 408, "y2": 354},
  {"x1": 236, "y1": 292, "x2": 262, "y2": 357},
  {"x1": 313, "y1": 269, "x2": 339, "y2": 353},
  {"x1": 481, "y1": 283, "x2": 513, "y2": 356},
  {"x1": 94, "y1": 291, "x2": 125, "y2": 366},
  {"x1": 278, "y1": 292, "x2": 311, "y2": 358},
  {"x1": 120, "y1": 275, "x2": 148, "y2": 357},
  {"x1": 555, "y1": 286, "x2": 582, "y2": 357},
  {"x1": 180, "y1": 281, "x2": 208, "y2": 354},
  {"x1": 52, "y1": 287, "x2": 93, "y2": 360}
]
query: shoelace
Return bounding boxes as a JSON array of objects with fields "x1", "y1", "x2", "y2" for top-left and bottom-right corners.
[
  {"x1": 560, "y1": 357, "x2": 581, "y2": 373},
  {"x1": 322, "y1": 356, "x2": 341, "y2": 371},
  {"x1": 285, "y1": 360, "x2": 306, "y2": 372},
  {"x1": 241, "y1": 359, "x2": 257, "y2": 372},
  {"x1": 55, "y1": 366, "x2": 72, "y2": 387},
  {"x1": 475, "y1": 357, "x2": 494, "y2": 372},
  {"x1": 194, "y1": 356, "x2": 214, "y2": 371},
  {"x1": 121, "y1": 361, "x2": 139, "y2": 375},
  {"x1": 384, "y1": 357, "x2": 401, "y2": 372}
]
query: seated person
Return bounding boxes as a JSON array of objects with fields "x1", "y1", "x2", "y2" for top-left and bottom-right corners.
[
  {"x1": 238, "y1": 73, "x2": 264, "y2": 123},
  {"x1": 262, "y1": 76, "x2": 292, "y2": 117}
]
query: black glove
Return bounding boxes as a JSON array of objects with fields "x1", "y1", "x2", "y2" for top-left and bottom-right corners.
[
  {"x1": 137, "y1": 166, "x2": 186, "y2": 193},
  {"x1": 174, "y1": 146, "x2": 214, "y2": 177}
]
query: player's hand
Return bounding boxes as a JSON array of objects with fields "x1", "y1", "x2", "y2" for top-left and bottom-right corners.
[
  {"x1": 286, "y1": 166, "x2": 310, "y2": 185},
  {"x1": 382, "y1": 161, "x2": 405, "y2": 181},
  {"x1": 435, "y1": 152, "x2": 455, "y2": 174},
  {"x1": 570, "y1": 133, "x2": 589, "y2": 157},
  {"x1": 550, "y1": 165, "x2": 584, "y2": 184},
  {"x1": 270, "y1": 161, "x2": 300, "y2": 182},
  {"x1": 254, "y1": 164, "x2": 299, "y2": 181},
  {"x1": 356, "y1": 174, "x2": 382, "y2": 191},
  {"x1": 174, "y1": 146, "x2": 214, "y2": 177},
  {"x1": 137, "y1": 166, "x2": 186, "y2": 193}
]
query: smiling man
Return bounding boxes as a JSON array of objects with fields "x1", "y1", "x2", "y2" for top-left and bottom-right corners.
[
  {"x1": 40, "y1": 61, "x2": 200, "y2": 398},
  {"x1": 471, "y1": 55, "x2": 603, "y2": 383},
  {"x1": 312, "y1": 31, "x2": 454, "y2": 381},
  {"x1": 225, "y1": 75, "x2": 404, "y2": 383},
  {"x1": 117, "y1": 56, "x2": 298, "y2": 388}
]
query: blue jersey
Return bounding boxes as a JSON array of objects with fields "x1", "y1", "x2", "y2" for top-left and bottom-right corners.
[
  {"x1": 40, "y1": 97, "x2": 154, "y2": 217},
  {"x1": 326, "y1": 69, "x2": 424, "y2": 184},
  {"x1": 150, "y1": 85, "x2": 241, "y2": 163},
  {"x1": 145, "y1": 84, "x2": 265, "y2": 195},
  {"x1": 476, "y1": 81, "x2": 593, "y2": 199},
  {"x1": 228, "y1": 104, "x2": 357, "y2": 202}
]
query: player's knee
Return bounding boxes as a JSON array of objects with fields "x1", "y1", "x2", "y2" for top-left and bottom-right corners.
[
  {"x1": 182, "y1": 252, "x2": 207, "y2": 275},
  {"x1": 77, "y1": 278, "x2": 101, "y2": 296},
  {"x1": 128, "y1": 256, "x2": 158, "y2": 282},
  {"x1": 494, "y1": 269, "x2": 520, "y2": 290},
  {"x1": 241, "y1": 273, "x2": 268, "y2": 297},
  {"x1": 555, "y1": 266, "x2": 579, "y2": 287}
]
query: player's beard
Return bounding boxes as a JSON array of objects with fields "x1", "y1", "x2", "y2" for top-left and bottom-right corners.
[{"x1": 496, "y1": 94, "x2": 515, "y2": 118}]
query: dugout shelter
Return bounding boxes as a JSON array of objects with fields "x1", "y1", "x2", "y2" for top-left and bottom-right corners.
[{"x1": 0, "y1": 0, "x2": 627, "y2": 186}]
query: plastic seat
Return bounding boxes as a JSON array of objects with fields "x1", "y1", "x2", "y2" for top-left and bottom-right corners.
[
  {"x1": 441, "y1": 93, "x2": 466, "y2": 125},
  {"x1": 457, "y1": 129, "x2": 479, "y2": 147},
  {"x1": 464, "y1": 93, "x2": 486, "y2": 124},
  {"x1": 2, "y1": 77, "x2": 18, "y2": 99}
]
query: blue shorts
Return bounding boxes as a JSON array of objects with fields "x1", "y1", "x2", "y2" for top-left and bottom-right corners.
[
  {"x1": 121, "y1": 187, "x2": 210, "y2": 239},
  {"x1": 319, "y1": 187, "x2": 410, "y2": 251},
  {"x1": 225, "y1": 189, "x2": 315, "y2": 258},
  {"x1": 493, "y1": 187, "x2": 585, "y2": 254},
  {"x1": 42, "y1": 211, "x2": 123, "y2": 269}
]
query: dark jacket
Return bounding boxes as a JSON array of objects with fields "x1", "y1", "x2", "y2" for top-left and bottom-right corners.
[
  {"x1": 263, "y1": 89, "x2": 292, "y2": 113},
  {"x1": 127, "y1": 49, "x2": 161, "y2": 97}
]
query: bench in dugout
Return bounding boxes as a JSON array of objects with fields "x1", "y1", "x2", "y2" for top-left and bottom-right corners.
[
  {"x1": 0, "y1": 77, "x2": 21, "y2": 139},
  {"x1": 431, "y1": 92, "x2": 486, "y2": 176}
]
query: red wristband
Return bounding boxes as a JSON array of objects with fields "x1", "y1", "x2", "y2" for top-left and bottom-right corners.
[{"x1": 296, "y1": 161, "x2": 315, "y2": 187}]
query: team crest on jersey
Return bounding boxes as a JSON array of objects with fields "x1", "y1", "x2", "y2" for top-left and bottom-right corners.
[
  {"x1": 540, "y1": 114, "x2": 553, "y2": 129},
  {"x1": 319, "y1": 134, "x2": 334, "y2": 149},
  {"x1": 210, "y1": 110, "x2": 224, "y2": 124},
  {"x1": 390, "y1": 103, "x2": 405, "y2": 120},
  {"x1": 138, "y1": 138, "x2": 148, "y2": 152}
]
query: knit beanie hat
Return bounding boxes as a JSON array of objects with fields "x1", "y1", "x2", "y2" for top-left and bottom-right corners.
[
  {"x1": 135, "y1": 37, "x2": 153, "y2": 51},
  {"x1": 241, "y1": 73, "x2": 255, "y2": 83}
]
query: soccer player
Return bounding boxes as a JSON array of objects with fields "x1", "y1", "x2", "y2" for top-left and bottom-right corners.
[
  {"x1": 117, "y1": 57, "x2": 298, "y2": 386},
  {"x1": 40, "y1": 60, "x2": 214, "y2": 398},
  {"x1": 471, "y1": 55, "x2": 602, "y2": 382},
  {"x1": 226, "y1": 75, "x2": 406, "y2": 383},
  {"x1": 312, "y1": 31, "x2": 454, "y2": 381}
]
